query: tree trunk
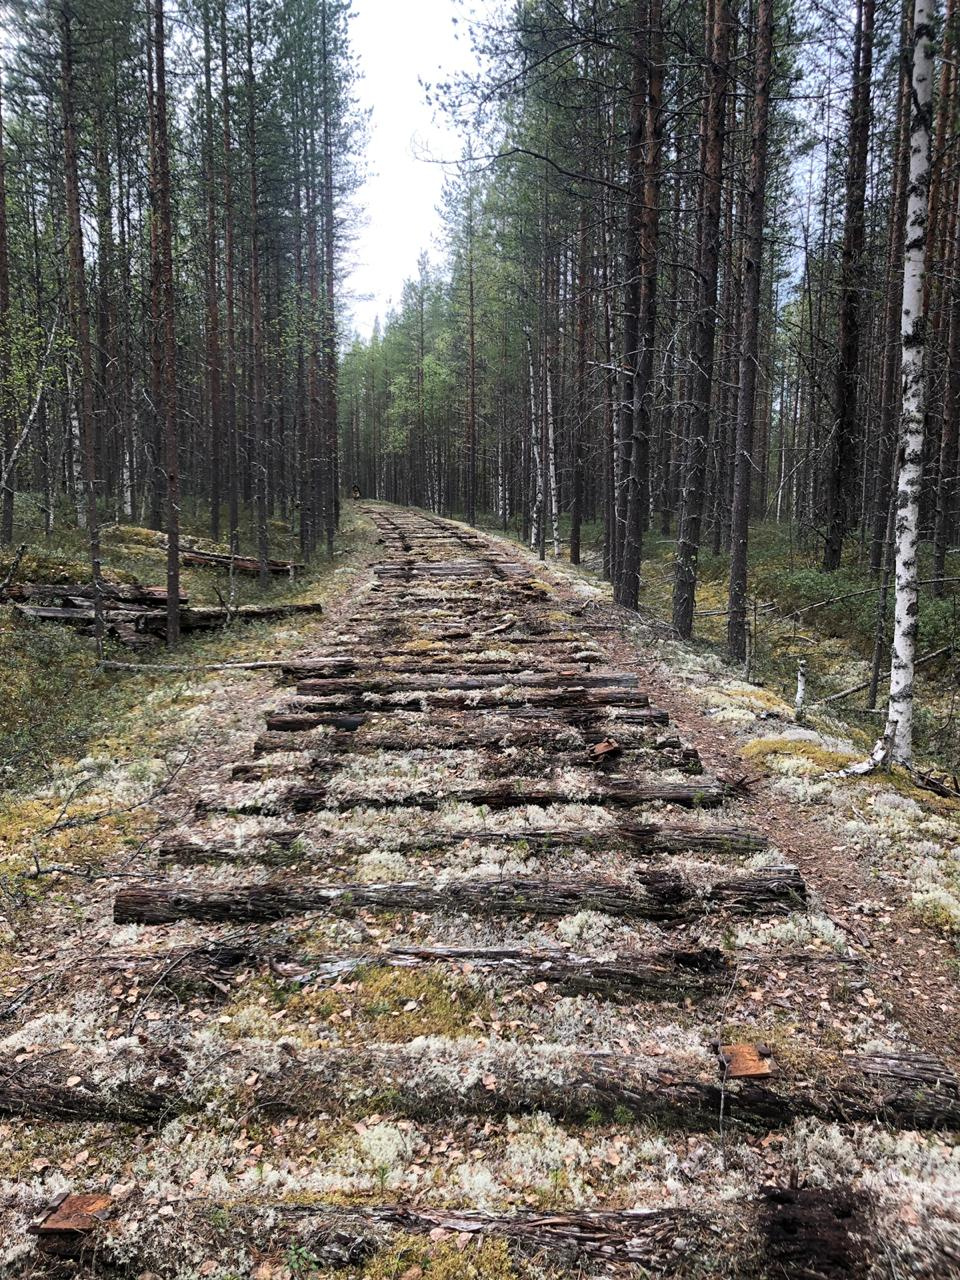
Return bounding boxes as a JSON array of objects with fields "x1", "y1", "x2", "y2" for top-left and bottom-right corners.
[
  {"x1": 620, "y1": 0, "x2": 664, "y2": 610},
  {"x1": 932, "y1": 184, "x2": 960, "y2": 593},
  {"x1": 245, "y1": 0, "x2": 270, "y2": 583},
  {"x1": 822, "y1": 0, "x2": 875, "y2": 571},
  {"x1": 882, "y1": 0, "x2": 935, "y2": 764},
  {"x1": 321, "y1": 0, "x2": 339, "y2": 553},
  {"x1": 0, "y1": 77, "x2": 13, "y2": 546},
  {"x1": 151, "y1": 0, "x2": 181, "y2": 646},
  {"x1": 60, "y1": 5, "x2": 103, "y2": 644},
  {"x1": 727, "y1": 0, "x2": 775, "y2": 661},
  {"x1": 203, "y1": 0, "x2": 223, "y2": 542},
  {"x1": 613, "y1": 7, "x2": 645, "y2": 604},
  {"x1": 221, "y1": 0, "x2": 239, "y2": 554},
  {"x1": 672, "y1": 0, "x2": 731, "y2": 638}
]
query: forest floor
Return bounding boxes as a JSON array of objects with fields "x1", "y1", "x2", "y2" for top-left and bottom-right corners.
[
  {"x1": 1, "y1": 503, "x2": 959, "y2": 1278},
  {"x1": 486, "y1": 517, "x2": 960, "y2": 774}
]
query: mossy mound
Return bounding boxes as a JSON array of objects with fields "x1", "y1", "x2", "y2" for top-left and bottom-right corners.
[
  {"x1": 222, "y1": 967, "x2": 494, "y2": 1044},
  {"x1": 742, "y1": 735, "x2": 857, "y2": 774},
  {"x1": 0, "y1": 549, "x2": 138, "y2": 586},
  {"x1": 365, "y1": 1234, "x2": 518, "y2": 1280}
]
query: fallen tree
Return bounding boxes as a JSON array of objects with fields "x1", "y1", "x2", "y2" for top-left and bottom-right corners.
[
  {"x1": 280, "y1": 778, "x2": 738, "y2": 813},
  {"x1": 293, "y1": 672, "x2": 640, "y2": 696},
  {"x1": 12, "y1": 598, "x2": 323, "y2": 643},
  {"x1": 284, "y1": 686, "x2": 658, "y2": 715},
  {"x1": 621, "y1": 821, "x2": 769, "y2": 856},
  {"x1": 110, "y1": 941, "x2": 731, "y2": 1003},
  {"x1": 153, "y1": 821, "x2": 766, "y2": 868},
  {"x1": 179, "y1": 547, "x2": 304, "y2": 575},
  {"x1": 4, "y1": 1041, "x2": 955, "y2": 1132},
  {"x1": 113, "y1": 867, "x2": 806, "y2": 925},
  {"x1": 247, "y1": 731, "x2": 702, "y2": 776},
  {"x1": 27, "y1": 1192, "x2": 888, "y2": 1279}
]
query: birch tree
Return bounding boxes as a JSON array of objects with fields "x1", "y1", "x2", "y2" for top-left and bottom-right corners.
[{"x1": 883, "y1": 0, "x2": 935, "y2": 764}]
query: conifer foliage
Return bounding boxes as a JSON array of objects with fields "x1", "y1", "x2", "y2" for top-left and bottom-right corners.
[
  {"x1": 0, "y1": 0, "x2": 363, "y2": 586},
  {"x1": 342, "y1": 0, "x2": 959, "y2": 762}
]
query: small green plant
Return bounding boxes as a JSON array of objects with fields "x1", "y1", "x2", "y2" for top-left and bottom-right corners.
[{"x1": 286, "y1": 1243, "x2": 321, "y2": 1277}]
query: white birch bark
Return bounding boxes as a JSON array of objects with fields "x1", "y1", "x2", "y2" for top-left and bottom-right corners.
[
  {"x1": 66, "y1": 364, "x2": 85, "y2": 528},
  {"x1": 122, "y1": 409, "x2": 135, "y2": 520},
  {"x1": 525, "y1": 330, "x2": 543, "y2": 549},
  {"x1": 883, "y1": 0, "x2": 935, "y2": 765},
  {"x1": 545, "y1": 353, "x2": 561, "y2": 558}
]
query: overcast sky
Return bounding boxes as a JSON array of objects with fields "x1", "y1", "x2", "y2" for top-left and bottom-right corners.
[{"x1": 345, "y1": 0, "x2": 494, "y2": 338}]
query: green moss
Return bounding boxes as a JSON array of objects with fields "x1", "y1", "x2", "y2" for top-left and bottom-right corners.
[
  {"x1": 364, "y1": 1234, "x2": 518, "y2": 1280},
  {"x1": 910, "y1": 888, "x2": 960, "y2": 935},
  {"x1": 221, "y1": 966, "x2": 493, "y2": 1043},
  {"x1": 741, "y1": 736, "x2": 857, "y2": 773}
]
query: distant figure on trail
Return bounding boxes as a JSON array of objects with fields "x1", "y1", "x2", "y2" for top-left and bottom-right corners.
[{"x1": 351, "y1": 483, "x2": 362, "y2": 500}]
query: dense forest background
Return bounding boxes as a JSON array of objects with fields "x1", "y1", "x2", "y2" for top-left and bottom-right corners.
[
  {"x1": 342, "y1": 0, "x2": 952, "y2": 735},
  {"x1": 0, "y1": 0, "x2": 362, "y2": 623},
  {"x1": 0, "y1": 0, "x2": 954, "y2": 760}
]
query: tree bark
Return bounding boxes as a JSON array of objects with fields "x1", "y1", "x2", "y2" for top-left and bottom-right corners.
[
  {"x1": 613, "y1": 6, "x2": 646, "y2": 603},
  {"x1": 822, "y1": 0, "x2": 876, "y2": 571},
  {"x1": 60, "y1": 4, "x2": 103, "y2": 643},
  {"x1": 245, "y1": 0, "x2": 270, "y2": 583},
  {"x1": 0, "y1": 76, "x2": 12, "y2": 546},
  {"x1": 882, "y1": 0, "x2": 935, "y2": 764},
  {"x1": 151, "y1": 0, "x2": 181, "y2": 646},
  {"x1": 620, "y1": 0, "x2": 664, "y2": 609},
  {"x1": 114, "y1": 867, "x2": 805, "y2": 925},
  {"x1": 8, "y1": 1042, "x2": 956, "y2": 1133},
  {"x1": 727, "y1": 0, "x2": 775, "y2": 660},
  {"x1": 672, "y1": 0, "x2": 731, "y2": 637},
  {"x1": 203, "y1": 0, "x2": 223, "y2": 542}
]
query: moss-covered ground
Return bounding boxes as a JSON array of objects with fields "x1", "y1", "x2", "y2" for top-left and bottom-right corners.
[{"x1": 1, "y1": 503, "x2": 958, "y2": 1277}]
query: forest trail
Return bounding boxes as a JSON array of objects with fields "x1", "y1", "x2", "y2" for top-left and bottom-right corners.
[{"x1": 4, "y1": 506, "x2": 960, "y2": 1277}]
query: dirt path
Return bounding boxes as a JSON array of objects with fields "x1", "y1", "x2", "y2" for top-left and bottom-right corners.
[{"x1": 3, "y1": 506, "x2": 959, "y2": 1278}]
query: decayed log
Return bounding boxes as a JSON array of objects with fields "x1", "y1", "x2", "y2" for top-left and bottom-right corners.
[
  {"x1": 303, "y1": 643, "x2": 606, "y2": 664},
  {"x1": 281, "y1": 778, "x2": 737, "y2": 813},
  {"x1": 232, "y1": 744, "x2": 695, "y2": 782},
  {"x1": 153, "y1": 823, "x2": 762, "y2": 868},
  {"x1": 283, "y1": 943, "x2": 730, "y2": 1000},
  {"x1": 113, "y1": 867, "x2": 806, "y2": 926},
  {"x1": 179, "y1": 547, "x2": 304, "y2": 574},
  {"x1": 153, "y1": 822, "x2": 784, "y2": 878},
  {"x1": 53, "y1": 1194, "x2": 885, "y2": 1277},
  {"x1": 282, "y1": 658, "x2": 567, "y2": 680},
  {"x1": 3, "y1": 581, "x2": 188, "y2": 605},
  {"x1": 14, "y1": 599, "x2": 323, "y2": 637},
  {"x1": 0, "y1": 1061, "x2": 169, "y2": 1123},
  {"x1": 247, "y1": 731, "x2": 700, "y2": 777},
  {"x1": 262, "y1": 703, "x2": 668, "y2": 739},
  {"x1": 251, "y1": 727, "x2": 571, "y2": 755},
  {"x1": 136, "y1": 601, "x2": 323, "y2": 633},
  {"x1": 294, "y1": 650, "x2": 606, "y2": 670},
  {"x1": 155, "y1": 827, "x2": 301, "y2": 865},
  {"x1": 621, "y1": 822, "x2": 769, "y2": 856},
  {"x1": 265, "y1": 711, "x2": 366, "y2": 732},
  {"x1": 6, "y1": 1041, "x2": 957, "y2": 1132},
  {"x1": 95, "y1": 941, "x2": 730, "y2": 1003},
  {"x1": 13, "y1": 603, "x2": 164, "y2": 626},
  {"x1": 285, "y1": 686, "x2": 656, "y2": 714},
  {"x1": 294, "y1": 672, "x2": 640, "y2": 696}
]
